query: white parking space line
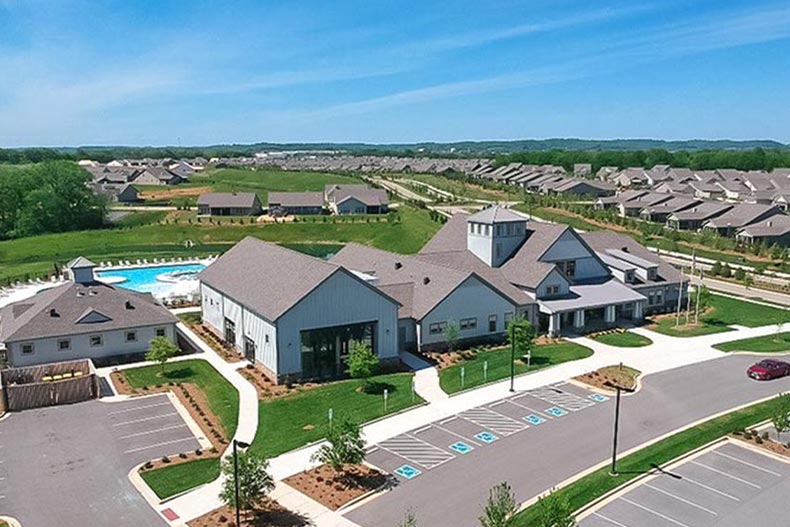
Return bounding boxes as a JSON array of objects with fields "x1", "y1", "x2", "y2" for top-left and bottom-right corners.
[
  {"x1": 108, "y1": 401, "x2": 172, "y2": 415},
  {"x1": 124, "y1": 436, "x2": 196, "y2": 454},
  {"x1": 713, "y1": 450, "x2": 783, "y2": 477},
  {"x1": 592, "y1": 512, "x2": 632, "y2": 527},
  {"x1": 112, "y1": 412, "x2": 178, "y2": 427},
  {"x1": 643, "y1": 483, "x2": 718, "y2": 515},
  {"x1": 621, "y1": 497, "x2": 692, "y2": 527},
  {"x1": 458, "y1": 407, "x2": 526, "y2": 436},
  {"x1": 506, "y1": 396, "x2": 553, "y2": 417},
  {"x1": 378, "y1": 434, "x2": 455, "y2": 469},
  {"x1": 691, "y1": 460, "x2": 761, "y2": 488},
  {"x1": 682, "y1": 475, "x2": 741, "y2": 501},
  {"x1": 118, "y1": 424, "x2": 188, "y2": 440},
  {"x1": 526, "y1": 385, "x2": 594, "y2": 411},
  {"x1": 424, "y1": 424, "x2": 481, "y2": 446}
]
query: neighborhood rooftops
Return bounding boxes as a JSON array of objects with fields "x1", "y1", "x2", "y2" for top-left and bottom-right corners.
[{"x1": 703, "y1": 203, "x2": 781, "y2": 229}]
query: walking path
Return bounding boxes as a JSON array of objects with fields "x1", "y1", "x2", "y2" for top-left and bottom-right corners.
[{"x1": 123, "y1": 318, "x2": 790, "y2": 526}]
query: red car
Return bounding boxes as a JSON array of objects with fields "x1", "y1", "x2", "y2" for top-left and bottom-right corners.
[{"x1": 747, "y1": 359, "x2": 790, "y2": 381}]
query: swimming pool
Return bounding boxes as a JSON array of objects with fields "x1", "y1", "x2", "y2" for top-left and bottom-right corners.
[{"x1": 96, "y1": 263, "x2": 206, "y2": 296}]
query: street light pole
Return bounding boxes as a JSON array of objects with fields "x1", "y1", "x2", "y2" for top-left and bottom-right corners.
[
  {"x1": 233, "y1": 439, "x2": 251, "y2": 527},
  {"x1": 604, "y1": 382, "x2": 635, "y2": 476},
  {"x1": 510, "y1": 325, "x2": 518, "y2": 393}
]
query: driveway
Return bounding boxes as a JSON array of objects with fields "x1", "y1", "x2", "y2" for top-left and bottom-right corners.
[
  {"x1": 0, "y1": 394, "x2": 201, "y2": 527},
  {"x1": 346, "y1": 354, "x2": 790, "y2": 527}
]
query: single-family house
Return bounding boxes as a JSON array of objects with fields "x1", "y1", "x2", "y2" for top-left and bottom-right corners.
[
  {"x1": 639, "y1": 196, "x2": 700, "y2": 223},
  {"x1": 736, "y1": 215, "x2": 790, "y2": 247},
  {"x1": 197, "y1": 192, "x2": 263, "y2": 216},
  {"x1": 267, "y1": 192, "x2": 325, "y2": 216},
  {"x1": 703, "y1": 204, "x2": 783, "y2": 237},
  {"x1": 666, "y1": 202, "x2": 733, "y2": 231},
  {"x1": 325, "y1": 184, "x2": 389, "y2": 215},
  {"x1": 133, "y1": 167, "x2": 186, "y2": 186}
]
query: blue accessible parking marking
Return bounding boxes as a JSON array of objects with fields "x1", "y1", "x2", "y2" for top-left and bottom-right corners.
[
  {"x1": 525, "y1": 414, "x2": 546, "y2": 425},
  {"x1": 474, "y1": 431, "x2": 498, "y2": 444},
  {"x1": 395, "y1": 465, "x2": 421, "y2": 479},
  {"x1": 546, "y1": 407, "x2": 568, "y2": 417},
  {"x1": 589, "y1": 393, "x2": 609, "y2": 402},
  {"x1": 449, "y1": 441, "x2": 473, "y2": 454}
]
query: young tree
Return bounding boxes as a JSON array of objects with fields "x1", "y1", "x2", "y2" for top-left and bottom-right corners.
[
  {"x1": 146, "y1": 336, "x2": 179, "y2": 376},
  {"x1": 444, "y1": 320, "x2": 459, "y2": 353},
  {"x1": 479, "y1": 482, "x2": 517, "y2": 527},
  {"x1": 744, "y1": 274, "x2": 754, "y2": 290},
  {"x1": 507, "y1": 317, "x2": 537, "y2": 364},
  {"x1": 535, "y1": 489, "x2": 576, "y2": 527},
  {"x1": 772, "y1": 393, "x2": 790, "y2": 442},
  {"x1": 219, "y1": 450, "x2": 274, "y2": 522},
  {"x1": 399, "y1": 508, "x2": 418, "y2": 527},
  {"x1": 710, "y1": 261, "x2": 722, "y2": 276},
  {"x1": 347, "y1": 341, "x2": 380, "y2": 392},
  {"x1": 311, "y1": 416, "x2": 366, "y2": 472}
]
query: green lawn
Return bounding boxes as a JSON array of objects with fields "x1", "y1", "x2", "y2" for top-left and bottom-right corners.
[
  {"x1": 394, "y1": 173, "x2": 507, "y2": 201},
  {"x1": 650, "y1": 294, "x2": 790, "y2": 337},
  {"x1": 512, "y1": 394, "x2": 786, "y2": 526},
  {"x1": 439, "y1": 341, "x2": 593, "y2": 395},
  {"x1": 123, "y1": 359, "x2": 239, "y2": 437},
  {"x1": 591, "y1": 331, "x2": 652, "y2": 347},
  {"x1": 0, "y1": 205, "x2": 440, "y2": 281},
  {"x1": 715, "y1": 331, "x2": 790, "y2": 353},
  {"x1": 251, "y1": 372, "x2": 423, "y2": 458},
  {"x1": 140, "y1": 457, "x2": 221, "y2": 500}
]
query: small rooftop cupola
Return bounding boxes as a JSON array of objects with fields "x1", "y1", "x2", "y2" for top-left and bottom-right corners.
[
  {"x1": 466, "y1": 205, "x2": 527, "y2": 267},
  {"x1": 66, "y1": 256, "x2": 97, "y2": 285}
]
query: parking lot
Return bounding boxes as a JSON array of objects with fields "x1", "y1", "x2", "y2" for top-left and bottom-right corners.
[
  {"x1": 582, "y1": 441, "x2": 790, "y2": 527},
  {"x1": 0, "y1": 394, "x2": 203, "y2": 527},
  {"x1": 366, "y1": 382, "x2": 607, "y2": 481}
]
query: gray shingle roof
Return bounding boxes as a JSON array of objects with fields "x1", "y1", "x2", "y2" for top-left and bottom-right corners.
[
  {"x1": 468, "y1": 205, "x2": 527, "y2": 224},
  {"x1": 68, "y1": 257, "x2": 97, "y2": 269},
  {"x1": 737, "y1": 214, "x2": 790, "y2": 237},
  {"x1": 267, "y1": 192, "x2": 324, "y2": 208},
  {"x1": 581, "y1": 231, "x2": 684, "y2": 285},
  {"x1": 703, "y1": 204, "x2": 781, "y2": 229},
  {"x1": 0, "y1": 281, "x2": 176, "y2": 342},
  {"x1": 668, "y1": 201, "x2": 733, "y2": 221},
  {"x1": 197, "y1": 192, "x2": 259, "y2": 208}
]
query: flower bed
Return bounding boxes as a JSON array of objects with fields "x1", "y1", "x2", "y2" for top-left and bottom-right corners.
[
  {"x1": 574, "y1": 364, "x2": 641, "y2": 392},
  {"x1": 732, "y1": 428, "x2": 790, "y2": 457},
  {"x1": 188, "y1": 501, "x2": 307, "y2": 527},
  {"x1": 284, "y1": 464, "x2": 388, "y2": 510}
]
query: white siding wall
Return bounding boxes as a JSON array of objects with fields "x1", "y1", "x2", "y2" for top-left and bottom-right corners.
[
  {"x1": 541, "y1": 230, "x2": 609, "y2": 280},
  {"x1": 535, "y1": 269, "x2": 571, "y2": 299},
  {"x1": 200, "y1": 283, "x2": 225, "y2": 335},
  {"x1": 243, "y1": 310, "x2": 277, "y2": 375},
  {"x1": 276, "y1": 270, "x2": 399, "y2": 376},
  {"x1": 8, "y1": 324, "x2": 176, "y2": 368},
  {"x1": 337, "y1": 197, "x2": 367, "y2": 215},
  {"x1": 398, "y1": 318, "x2": 417, "y2": 351},
  {"x1": 419, "y1": 276, "x2": 517, "y2": 346}
]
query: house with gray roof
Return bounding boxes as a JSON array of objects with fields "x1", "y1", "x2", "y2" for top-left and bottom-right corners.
[
  {"x1": 325, "y1": 184, "x2": 389, "y2": 215},
  {"x1": 133, "y1": 167, "x2": 186, "y2": 186},
  {"x1": 666, "y1": 201, "x2": 733, "y2": 230},
  {"x1": 199, "y1": 238, "x2": 400, "y2": 382},
  {"x1": 703, "y1": 204, "x2": 783, "y2": 237},
  {"x1": 267, "y1": 192, "x2": 324, "y2": 216},
  {"x1": 197, "y1": 192, "x2": 263, "y2": 217},
  {"x1": 639, "y1": 196, "x2": 700, "y2": 223},
  {"x1": 0, "y1": 258, "x2": 178, "y2": 367},
  {"x1": 735, "y1": 215, "x2": 790, "y2": 247}
]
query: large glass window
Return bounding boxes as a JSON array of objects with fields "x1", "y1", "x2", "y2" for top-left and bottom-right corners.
[
  {"x1": 224, "y1": 318, "x2": 236, "y2": 345},
  {"x1": 300, "y1": 321, "x2": 376, "y2": 380}
]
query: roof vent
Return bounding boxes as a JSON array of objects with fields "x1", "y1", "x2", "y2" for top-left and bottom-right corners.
[
  {"x1": 394, "y1": 262, "x2": 402, "y2": 270},
  {"x1": 621, "y1": 247, "x2": 629, "y2": 253},
  {"x1": 423, "y1": 277, "x2": 431, "y2": 285},
  {"x1": 768, "y1": 220, "x2": 773, "y2": 227},
  {"x1": 125, "y1": 300, "x2": 135, "y2": 310},
  {"x1": 49, "y1": 308, "x2": 60, "y2": 318},
  {"x1": 77, "y1": 291, "x2": 85, "y2": 297},
  {"x1": 89, "y1": 289, "x2": 98, "y2": 296}
]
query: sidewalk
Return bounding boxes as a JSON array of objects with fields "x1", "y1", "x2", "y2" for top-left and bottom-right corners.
[{"x1": 398, "y1": 351, "x2": 447, "y2": 402}]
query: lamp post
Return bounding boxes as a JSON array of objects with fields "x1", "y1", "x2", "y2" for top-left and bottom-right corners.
[
  {"x1": 509, "y1": 325, "x2": 518, "y2": 393},
  {"x1": 233, "y1": 439, "x2": 251, "y2": 527},
  {"x1": 604, "y1": 381, "x2": 635, "y2": 476}
]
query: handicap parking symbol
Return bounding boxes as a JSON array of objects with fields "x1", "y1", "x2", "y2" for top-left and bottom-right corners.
[
  {"x1": 474, "y1": 431, "x2": 498, "y2": 444},
  {"x1": 449, "y1": 441, "x2": 473, "y2": 454},
  {"x1": 546, "y1": 406, "x2": 568, "y2": 417},
  {"x1": 525, "y1": 414, "x2": 546, "y2": 425},
  {"x1": 395, "y1": 465, "x2": 421, "y2": 480},
  {"x1": 589, "y1": 393, "x2": 609, "y2": 403}
]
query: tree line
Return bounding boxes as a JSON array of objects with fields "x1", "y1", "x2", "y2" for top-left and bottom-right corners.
[
  {"x1": 0, "y1": 161, "x2": 107, "y2": 240},
  {"x1": 495, "y1": 147, "x2": 790, "y2": 173}
]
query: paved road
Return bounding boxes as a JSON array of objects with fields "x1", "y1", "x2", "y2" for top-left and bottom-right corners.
[
  {"x1": 0, "y1": 394, "x2": 201, "y2": 527},
  {"x1": 690, "y1": 275, "x2": 790, "y2": 307},
  {"x1": 346, "y1": 355, "x2": 790, "y2": 527}
]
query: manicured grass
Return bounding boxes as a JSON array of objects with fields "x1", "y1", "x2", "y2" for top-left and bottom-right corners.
[
  {"x1": 650, "y1": 294, "x2": 790, "y2": 337},
  {"x1": 123, "y1": 359, "x2": 239, "y2": 437},
  {"x1": 114, "y1": 210, "x2": 167, "y2": 227},
  {"x1": 0, "y1": 205, "x2": 440, "y2": 280},
  {"x1": 438, "y1": 341, "x2": 593, "y2": 395},
  {"x1": 715, "y1": 332, "x2": 790, "y2": 353},
  {"x1": 511, "y1": 394, "x2": 785, "y2": 526},
  {"x1": 395, "y1": 173, "x2": 507, "y2": 201},
  {"x1": 251, "y1": 372, "x2": 423, "y2": 458},
  {"x1": 140, "y1": 457, "x2": 221, "y2": 500},
  {"x1": 591, "y1": 331, "x2": 652, "y2": 347}
]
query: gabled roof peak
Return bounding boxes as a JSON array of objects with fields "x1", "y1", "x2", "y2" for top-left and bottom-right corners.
[{"x1": 468, "y1": 205, "x2": 526, "y2": 224}]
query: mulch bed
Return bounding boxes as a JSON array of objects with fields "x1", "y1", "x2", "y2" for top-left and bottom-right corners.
[
  {"x1": 188, "y1": 323, "x2": 243, "y2": 363},
  {"x1": 239, "y1": 366, "x2": 305, "y2": 401},
  {"x1": 187, "y1": 501, "x2": 308, "y2": 527},
  {"x1": 732, "y1": 429, "x2": 790, "y2": 457},
  {"x1": 284, "y1": 464, "x2": 389, "y2": 511},
  {"x1": 574, "y1": 365, "x2": 640, "y2": 392}
]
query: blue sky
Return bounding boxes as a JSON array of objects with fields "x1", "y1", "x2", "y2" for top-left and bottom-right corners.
[{"x1": 1, "y1": 0, "x2": 789, "y2": 146}]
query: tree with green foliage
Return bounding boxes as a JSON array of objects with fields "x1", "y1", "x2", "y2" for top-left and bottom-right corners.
[
  {"x1": 146, "y1": 336, "x2": 179, "y2": 376},
  {"x1": 744, "y1": 274, "x2": 754, "y2": 289},
  {"x1": 311, "y1": 416, "x2": 365, "y2": 472},
  {"x1": 219, "y1": 450, "x2": 274, "y2": 522},
  {"x1": 507, "y1": 316, "x2": 537, "y2": 364},
  {"x1": 445, "y1": 320, "x2": 459, "y2": 353},
  {"x1": 720, "y1": 263, "x2": 732, "y2": 278},
  {"x1": 710, "y1": 261, "x2": 722, "y2": 276},
  {"x1": 479, "y1": 482, "x2": 517, "y2": 527},
  {"x1": 772, "y1": 393, "x2": 790, "y2": 442},
  {"x1": 347, "y1": 341, "x2": 380, "y2": 392},
  {"x1": 734, "y1": 267, "x2": 745, "y2": 281},
  {"x1": 535, "y1": 489, "x2": 576, "y2": 527}
]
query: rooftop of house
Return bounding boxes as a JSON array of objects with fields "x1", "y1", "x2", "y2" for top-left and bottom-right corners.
[
  {"x1": 197, "y1": 192, "x2": 259, "y2": 208},
  {"x1": 704, "y1": 203, "x2": 782, "y2": 228},
  {"x1": 267, "y1": 191, "x2": 324, "y2": 208},
  {"x1": 467, "y1": 205, "x2": 527, "y2": 224},
  {"x1": 737, "y1": 214, "x2": 790, "y2": 237},
  {"x1": 668, "y1": 201, "x2": 734, "y2": 221}
]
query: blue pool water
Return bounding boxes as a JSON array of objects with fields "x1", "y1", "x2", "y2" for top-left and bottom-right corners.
[{"x1": 97, "y1": 263, "x2": 205, "y2": 295}]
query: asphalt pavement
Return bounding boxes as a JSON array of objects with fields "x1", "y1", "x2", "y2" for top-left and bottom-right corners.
[{"x1": 346, "y1": 354, "x2": 790, "y2": 527}]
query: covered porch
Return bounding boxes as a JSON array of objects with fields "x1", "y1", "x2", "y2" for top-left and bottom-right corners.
[{"x1": 538, "y1": 280, "x2": 647, "y2": 337}]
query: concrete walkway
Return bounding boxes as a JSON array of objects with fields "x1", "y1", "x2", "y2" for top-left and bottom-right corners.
[{"x1": 398, "y1": 351, "x2": 447, "y2": 402}]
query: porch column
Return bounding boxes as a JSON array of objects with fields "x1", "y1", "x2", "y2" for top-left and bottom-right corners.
[
  {"x1": 573, "y1": 309, "x2": 585, "y2": 329},
  {"x1": 548, "y1": 313, "x2": 561, "y2": 337},
  {"x1": 604, "y1": 305, "x2": 616, "y2": 324},
  {"x1": 634, "y1": 301, "x2": 644, "y2": 321}
]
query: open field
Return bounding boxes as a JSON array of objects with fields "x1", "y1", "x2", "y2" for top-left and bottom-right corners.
[
  {"x1": 0, "y1": 205, "x2": 440, "y2": 281},
  {"x1": 438, "y1": 341, "x2": 593, "y2": 394}
]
